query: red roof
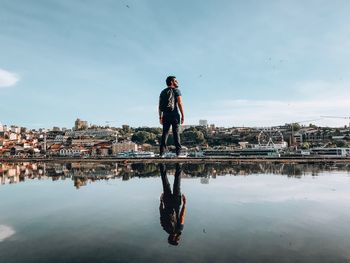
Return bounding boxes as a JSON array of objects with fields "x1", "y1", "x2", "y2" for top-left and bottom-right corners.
[{"x1": 50, "y1": 144, "x2": 62, "y2": 150}]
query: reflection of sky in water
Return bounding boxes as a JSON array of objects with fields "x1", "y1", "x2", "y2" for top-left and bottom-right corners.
[{"x1": 0, "y1": 168, "x2": 350, "y2": 263}]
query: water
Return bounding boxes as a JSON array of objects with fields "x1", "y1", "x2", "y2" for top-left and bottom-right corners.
[{"x1": 1, "y1": 162, "x2": 350, "y2": 263}]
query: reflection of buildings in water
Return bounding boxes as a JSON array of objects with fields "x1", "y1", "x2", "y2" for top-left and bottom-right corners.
[
  {"x1": 200, "y1": 176, "x2": 210, "y2": 184},
  {"x1": 113, "y1": 163, "x2": 119, "y2": 176},
  {"x1": 1, "y1": 162, "x2": 350, "y2": 187},
  {"x1": 258, "y1": 163, "x2": 285, "y2": 174}
]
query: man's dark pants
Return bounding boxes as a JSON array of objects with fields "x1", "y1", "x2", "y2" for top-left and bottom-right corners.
[
  {"x1": 160, "y1": 114, "x2": 182, "y2": 156},
  {"x1": 159, "y1": 164, "x2": 182, "y2": 215}
]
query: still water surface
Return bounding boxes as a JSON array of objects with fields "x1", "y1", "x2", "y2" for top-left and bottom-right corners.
[{"x1": 1, "y1": 162, "x2": 350, "y2": 263}]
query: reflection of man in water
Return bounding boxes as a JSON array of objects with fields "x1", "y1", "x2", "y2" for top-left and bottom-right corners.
[{"x1": 159, "y1": 163, "x2": 186, "y2": 246}]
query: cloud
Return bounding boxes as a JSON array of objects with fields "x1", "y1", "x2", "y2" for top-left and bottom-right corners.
[
  {"x1": 205, "y1": 99, "x2": 350, "y2": 127},
  {"x1": 294, "y1": 80, "x2": 350, "y2": 99},
  {"x1": 0, "y1": 225, "x2": 15, "y2": 242},
  {"x1": 0, "y1": 68, "x2": 20, "y2": 88},
  {"x1": 201, "y1": 80, "x2": 350, "y2": 127},
  {"x1": 214, "y1": 174, "x2": 350, "y2": 206}
]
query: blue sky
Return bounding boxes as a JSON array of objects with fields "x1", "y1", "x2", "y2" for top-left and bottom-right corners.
[{"x1": 1, "y1": 0, "x2": 350, "y2": 128}]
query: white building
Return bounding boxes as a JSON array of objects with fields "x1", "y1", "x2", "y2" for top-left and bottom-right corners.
[
  {"x1": 112, "y1": 141, "x2": 138, "y2": 154},
  {"x1": 65, "y1": 129, "x2": 117, "y2": 139},
  {"x1": 10, "y1": 126, "x2": 21, "y2": 134},
  {"x1": 199, "y1": 120, "x2": 208, "y2": 126},
  {"x1": 9, "y1": 133, "x2": 20, "y2": 142},
  {"x1": 54, "y1": 135, "x2": 66, "y2": 143},
  {"x1": 59, "y1": 148, "x2": 84, "y2": 157},
  {"x1": 1, "y1": 125, "x2": 9, "y2": 132}
]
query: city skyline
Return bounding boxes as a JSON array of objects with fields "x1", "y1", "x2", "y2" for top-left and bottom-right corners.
[
  {"x1": 1, "y1": 1, "x2": 350, "y2": 128},
  {"x1": 1, "y1": 117, "x2": 349, "y2": 130}
]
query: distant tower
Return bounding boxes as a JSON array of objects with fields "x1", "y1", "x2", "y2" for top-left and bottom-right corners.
[
  {"x1": 199, "y1": 119, "x2": 208, "y2": 127},
  {"x1": 74, "y1": 118, "x2": 88, "y2": 130},
  {"x1": 44, "y1": 131, "x2": 47, "y2": 153}
]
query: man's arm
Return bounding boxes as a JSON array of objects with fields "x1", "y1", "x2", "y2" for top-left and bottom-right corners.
[
  {"x1": 180, "y1": 194, "x2": 186, "y2": 224},
  {"x1": 159, "y1": 193, "x2": 164, "y2": 209},
  {"x1": 158, "y1": 108, "x2": 163, "y2": 125},
  {"x1": 177, "y1": 96, "x2": 185, "y2": 124},
  {"x1": 158, "y1": 96, "x2": 163, "y2": 124}
]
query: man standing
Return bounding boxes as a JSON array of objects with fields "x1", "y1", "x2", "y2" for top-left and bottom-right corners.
[{"x1": 159, "y1": 76, "x2": 185, "y2": 157}]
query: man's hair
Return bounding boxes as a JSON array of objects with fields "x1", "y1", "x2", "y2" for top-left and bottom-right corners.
[
  {"x1": 168, "y1": 233, "x2": 181, "y2": 246},
  {"x1": 166, "y1": 76, "x2": 176, "y2": 86}
]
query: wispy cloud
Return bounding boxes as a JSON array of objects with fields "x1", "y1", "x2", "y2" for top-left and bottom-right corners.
[
  {"x1": 294, "y1": 80, "x2": 350, "y2": 99},
  {"x1": 0, "y1": 68, "x2": 20, "y2": 88},
  {"x1": 200, "y1": 80, "x2": 350, "y2": 127},
  {"x1": 205, "y1": 98, "x2": 350, "y2": 127},
  {"x1": 214, "y1": 174, "x2": 350, "y2": 205}
]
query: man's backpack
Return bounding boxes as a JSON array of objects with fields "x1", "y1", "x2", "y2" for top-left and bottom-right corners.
[{"x1": 159, "y1": 88, "x2": 175, "y2": 112}]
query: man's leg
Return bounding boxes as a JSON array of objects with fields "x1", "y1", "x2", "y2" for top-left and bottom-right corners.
[
  {"x1": 160, "y1": 119, "x2": 171, "y2": 156},
  {"x1": 159, "y1": 164, "x2": 171, "y2": 194},
  {"x1": 172, "y1": 118, "x2": 182, "y2": 156},
  {"x1": 173, "y1": 164, "x2": 182, "y2": 219},
  {"x1": 173, "y1": 163, "x2": 182, "y2": 196}
]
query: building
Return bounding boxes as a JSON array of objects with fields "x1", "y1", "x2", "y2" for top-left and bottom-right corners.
[
  {"x1": 66, "y1": 129, "x2": 117, "y2": 139},
  {"x1": 74, "y1": 118, "x2": 88, "y2": 130},
  {"x1": 9, "y1": 132, "x2": 20, "y2": 142},
  {"x1": 112, "y1": 141, "x2": 138, "y2": 154},
  {"x1": 59, "y1": 147, "x2": 86, "y2": 157},
  {"x1": 48, "y1": 144, "x2": 62, "y2": 156},
  {"x1": 54, "y1": 135, "x2": 66, "y2": 143},
  {"x1": 91, "y1": 142, "x2": 112, "y2": 156},
  {"x1": 10, "y1": 126, "x2": 21, "y2": 134},
  {"x1": 310, "y1": 147, "x2": 349, "y2": 157}
]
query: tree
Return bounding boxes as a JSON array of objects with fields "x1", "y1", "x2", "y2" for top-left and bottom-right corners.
[
  {"x1": 65, "y1": 137, "x2": 72, "y2": 146},
  {"x1": 182, "y1": 130, "x2": 205, "y2": 145},
  {"x1": 300, "y1": 142, "x2": 310, "y2": 149},
  {"x1": 334, "y1": 140, "x2": 347, "y2": 148},
  {"x1": 291, "y1": 123, "x2": 301, "y2": 132},
  {"x1": 135, "y1": 127, "x2": 162, "y2": 135},
  {"x1": 122, "y1": 125, "x2": 132, "y2": 133},
  {"x1": 131, "y1": 131, "x2": 156, "y2": 144}
]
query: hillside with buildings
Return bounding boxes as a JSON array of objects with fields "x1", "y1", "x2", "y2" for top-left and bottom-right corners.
[{"x1": 1, "y1": 118, "x2": 350, "y2": 158}]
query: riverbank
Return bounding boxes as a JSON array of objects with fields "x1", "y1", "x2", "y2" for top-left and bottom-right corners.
[{"x1": 2, "y1": 157, "x2": 350, "y2": 164}]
